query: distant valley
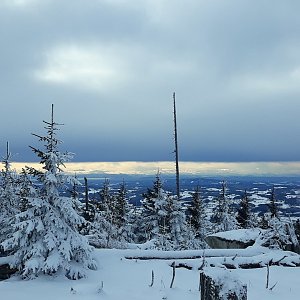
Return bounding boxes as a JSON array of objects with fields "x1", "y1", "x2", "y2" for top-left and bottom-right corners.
[{"x1": 70, "y1": 174, "x2": 300, "y2": 219}]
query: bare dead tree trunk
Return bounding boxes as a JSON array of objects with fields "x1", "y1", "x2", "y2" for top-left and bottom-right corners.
[
  {"x1": 173, "y1": 92, "x2": 180, "y2": 200},
  {"x1": 2, "y1": 141, "x2": 12, "y2": 174},
  {"x1": 6, "y1": 141, "x2": 9, "y2": 160},
  {"x1": 84, "y1": 177, "x2": 89, "y2": 213}
]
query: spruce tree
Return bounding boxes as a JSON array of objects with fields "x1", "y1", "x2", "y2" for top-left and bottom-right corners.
[
  {"x1": 2, "y1": 105, "x2": 96, "y2": 279},
  {"x1": 268, "y1": 186, "x2": 279, "y2": 219},
  {"x1": 0, "y1": 142, "x2": 20, "y2": 244},
  {"x1": 259, "y1": 186, "x2": 280, "y2": 230},
  {"x1": 114, "y1": 181, "x2": 134, "y2": 244},
  {"x1": 99, "y1": 179, "x2": 114, "y2": 215},
  {"x1": 69, "y1": 173, "x2": 79, "y2": 201},
  {"x1": 140, "y1": 172, "x2": 169, "y2": 244},
  {"x1": 236, "y1": 190, "x2": 251, "y2": 229},
  {"x1": 294, "y1": 219, "x2": 300, "y2": 243},
  {"x1": 188, "y1": 186, "x2": 205, "y2": 237},
  {"x1": 129, "y1": 205, "x2": 144, "y2": 243},
  {"x1": 90, "y1": 180, "x2": 133, "y2": 248},
  {"x1": 92, "y1": 179, "x2": 119, "y2": 248},
  {"x1": 16, "y1": 168, "x2": 37, "y2": 213},
  {"x1": 114, "y1": 181, "x2": 127, "y2": 229},
  {"x1": 166, "y1": 194, "x2": 187, "y2": 249},
  {"x1": 187, "y1": 185, "x2": 207, "y2": 248},
  {"x1": 140, "y1": 172, "x2": 188, "y2": 250},
  {"x1": 81, "y1": 177, "x2": 96, "y2": 223},
  {"x1": 211, "y1": 181, "x2": 237, "y2": 232}
]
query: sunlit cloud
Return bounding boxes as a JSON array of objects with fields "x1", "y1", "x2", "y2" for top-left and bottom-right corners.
[
  {"x1": 1, "y1": 0, "x2": 39, "y2": 7},
  {"x1": 34, "y1": 44, "x2": 130, "y2": 92},
  {"x1": 33, "y1": 42, "x2": 195, "y2": 94}
]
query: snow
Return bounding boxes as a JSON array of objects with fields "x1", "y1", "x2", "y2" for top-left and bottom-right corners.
[
  {"x1": 211, "y1": 228, "x2": 262, "y2": 243},
  {"x1": 123, "y1": 246, "x2": 267, "y2": 259},
  {"x1": 2, "y1": 248, "x2": 300, "y2": 300},
  {"x1": 203, "y1": 267, "x2": 246, "y2": 298}
]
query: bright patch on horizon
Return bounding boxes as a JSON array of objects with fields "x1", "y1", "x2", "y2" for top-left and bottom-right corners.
[{"x1": 11, "y1": 161, "x2": 300, "y2": 176}]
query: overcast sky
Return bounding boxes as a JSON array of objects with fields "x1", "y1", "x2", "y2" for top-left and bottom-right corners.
[{"x1": 1, "y1": 0, "x2": 300, "y2": 163}]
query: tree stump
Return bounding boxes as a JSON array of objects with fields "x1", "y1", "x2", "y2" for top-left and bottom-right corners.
[
  {"x1": 200, "y1": 269, "x2": 247, "y2": 300},
  {"x1": 0, "y1": 264, "x2": 17, "y2": 281}
]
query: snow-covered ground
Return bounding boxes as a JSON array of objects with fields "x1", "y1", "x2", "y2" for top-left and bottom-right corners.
[{"x1": 1, "y1": 248, "x2": 300, "y2": 300}]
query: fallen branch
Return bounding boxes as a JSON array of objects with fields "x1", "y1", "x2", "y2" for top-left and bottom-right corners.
[
  {"x1": 126, "y1": 255, "x2": 205, "y2": 260},
  {"x1": 170, "y1": 263, "x2": 193, "y2": 270},
  {"x1": 171, "y1": 258, "x2": 300, "y2": 270}
]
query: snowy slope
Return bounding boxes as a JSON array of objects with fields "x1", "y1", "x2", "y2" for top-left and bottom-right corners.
[{"x1": 1, "y1": 248, "x2": 300, "y2": 300}]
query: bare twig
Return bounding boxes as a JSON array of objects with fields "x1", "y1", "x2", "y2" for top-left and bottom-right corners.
[
  {"x1": 269, "y1": 281, "x2": 278, "y2": 291},
  {"x1": 232, "y1": 254, "x2": 238, "y2": 261},
  {"x1": 276, "y1": 256, "x2": 287, "y2": 264}
]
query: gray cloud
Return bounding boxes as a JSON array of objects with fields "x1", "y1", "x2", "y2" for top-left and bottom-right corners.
[{"x1": 0, "y1": 0, "x2": 300, "y2": 163}]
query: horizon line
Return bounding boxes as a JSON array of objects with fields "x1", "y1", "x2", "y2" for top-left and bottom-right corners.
[{"x1": 10, "y1": 161, "x2": 300, "y2": 176}]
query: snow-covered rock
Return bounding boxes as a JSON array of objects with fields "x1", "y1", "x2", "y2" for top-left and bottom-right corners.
[{"x1": 206, "y1": 229, "x2": 262, "y2": 249}]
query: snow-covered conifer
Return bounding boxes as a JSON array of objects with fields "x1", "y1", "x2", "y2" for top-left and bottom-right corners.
[
  {"x1": 188, "y1": 186, "x2": 206, "y2": 237},
  {"x1": 268, "y1": 186, "x2": 279, "y2": 218},
  {"x1": 256, "y1": 215, "x2": 297, "y2": 251},
  {"x1": 114, "y1": 181, "x2": 127, "y2": 229},
  {"x1": 140, "y1": 172, "x2": 169, "y2": 243},
  {"x1": 211, "y1": 181, "x2": 237, "y2": 232},
  {"x1": 186, "y1": 186, "x2": 207, "y2": 248},
  {"x1": 89, "y1": 180, "x2": 133, "y2": 249},
  {"x1": 294, "y1": 219, "x2": 300, "y2": 242},
  {"x1": 99, "y1": 178, "x2": 113, "y2": 213},
  {"x1": 140, "y1": 172, "x2": 188, "y2": 250},
  {"x1": 2, "y1": 105, "x2": 96, "y2": 279},
  {"x1": 0, "y1": 142, "x2": 20, "y2": 244},
  {"x1": 166, "y1": 194, "x2": 188, "y2": 249},
  {"x1": 87, "y1": 179, "x2": 128, "y2": 249},
  {"x1": 128, "y1": 205, "x2": 144, "y2": 243},
  {"x1": 236, "y1": 190, "x2": 254, "y2": 229},
  {"x1": 114, "y1": 181, "x2": 134, "y2": 244},
  {"x1": 16, "y1": 168, "x2": 36, "y2": 212},
  {"x1": 99, "y1": 179, "x2": 119, "y2": 246}
]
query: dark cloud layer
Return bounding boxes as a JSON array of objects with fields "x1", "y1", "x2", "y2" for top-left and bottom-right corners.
[{"x1": 1, "y1": 0, "x2": 300, "y2": 162}]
